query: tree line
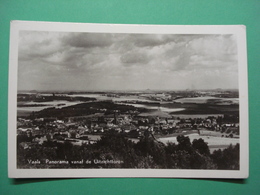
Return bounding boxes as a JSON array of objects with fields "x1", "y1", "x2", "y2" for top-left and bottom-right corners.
[{"x1": 17, "y1": 133, "x2": 239, "y2": 170}]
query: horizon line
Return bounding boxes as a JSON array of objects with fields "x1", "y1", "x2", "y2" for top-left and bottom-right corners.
[{"x1": 18, "y1": 88, "x2": 239, "y2": 93}]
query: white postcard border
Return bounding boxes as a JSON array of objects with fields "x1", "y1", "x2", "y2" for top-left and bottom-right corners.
[{"x1": 8, "y1": 21, "x2": 248, "y2": 178}]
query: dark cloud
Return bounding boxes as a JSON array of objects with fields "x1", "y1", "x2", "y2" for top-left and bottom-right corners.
[
  {"x1": 126, "y1": 34, "x2": 208, "y2": 48},
  {"x1": 125, "y1": 34, "x2": 177, "y2": 48},
  {"x1": 131, "y1": 34, "x2": 167, "y2": 47},
  {"x1": 62, "y1": 33, "x2": 114, "y2": 48}
]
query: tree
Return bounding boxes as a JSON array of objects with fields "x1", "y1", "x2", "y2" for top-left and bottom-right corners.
[
  {"x1": 211, "y1": 144, "x2": 239, "y2": 170},
  {"x1": 176, "y1": 135, "x2": 192, "y2": 153},
  {"x1": 192, "y1": 138, "x2": 210, "y2": 156},
  {"x1": 135, "y1": 136, "x2": 167, "y2": 168}
]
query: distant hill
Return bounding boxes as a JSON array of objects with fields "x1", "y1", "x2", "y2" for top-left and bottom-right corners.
[{"x1": 138, "y1": 110, "x2": 172, "y2": 118}]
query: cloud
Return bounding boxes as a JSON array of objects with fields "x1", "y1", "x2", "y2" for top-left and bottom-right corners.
[
  {"x1": 120, "y1": 50, "x2": 149, "y2": 65},
  {"x1": 125, "y1": 34, "x2": 206, "y2": 48},
  {"x1": 62, "y1": 33, "x2": 114, "y2": 48},
  {"x1": 18, "y1": 31, "x2": 63, "y2": 61},
  {"x1": 129, "y1": 34, "x2": 169, "y2": 47},
  {"x1": 18, "y1": 31, "x2": 238, "y2": 91},
  {"x1": 42, "y1": 47, "x2": 106, "y2": 71}
]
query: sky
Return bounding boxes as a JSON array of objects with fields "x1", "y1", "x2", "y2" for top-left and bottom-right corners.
[{"x1": 18, "y1": 31, "x2": 238, "y2": 91}]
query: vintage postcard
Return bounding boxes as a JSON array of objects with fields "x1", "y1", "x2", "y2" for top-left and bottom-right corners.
[{"x1": 8, "y1": 21, "x2": 248, "y2": 178}]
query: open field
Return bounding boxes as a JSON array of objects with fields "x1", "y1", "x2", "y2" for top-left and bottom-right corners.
[{"x1": 158, "y1": 133, "x2": 239, "y2": 152}]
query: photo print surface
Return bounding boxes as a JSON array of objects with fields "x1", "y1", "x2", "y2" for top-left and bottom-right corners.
[{"x1": 9, "y1": 21, "x2": 248, "y2": 178}]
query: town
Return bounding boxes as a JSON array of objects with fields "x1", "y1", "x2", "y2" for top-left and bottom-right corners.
[{"x1": 17, "y1": 90, "x2": 239, "y2": 150}]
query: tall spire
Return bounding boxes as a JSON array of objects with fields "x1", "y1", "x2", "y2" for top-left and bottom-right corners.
[{"x1": 113, "y1": 111, "x2": 117, "y2": 125}]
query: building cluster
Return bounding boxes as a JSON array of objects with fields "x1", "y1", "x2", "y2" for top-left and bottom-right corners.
[{"x1": 17, "y1": 110, "x2": 239, "y2": 149}]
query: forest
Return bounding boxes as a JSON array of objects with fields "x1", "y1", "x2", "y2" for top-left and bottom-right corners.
[{"x1": 17, "y1": 133, "x2": 239, "y2": 170}]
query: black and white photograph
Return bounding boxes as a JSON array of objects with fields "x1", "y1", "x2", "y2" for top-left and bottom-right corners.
[{"x1": 8, "y1": 21, "x2": 248, "y2": 178}]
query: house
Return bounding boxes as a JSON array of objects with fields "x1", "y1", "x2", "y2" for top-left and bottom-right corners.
[
  {"x1": 17, "y1": 128, "x2": 31, "y2": 135},
  {"x1": 32, "y1": 127, "x2": 42, "y2": 136},
  {"x1": 33, "y1": 136, "x2": 48, "y2": 145},
  {"x1": 121, "y1": 124, "x2": 137, "y2": 133},
  {"x1": 19, "y1": 142, "x2": 30, "y2": 149},
  {"x1": 93, "y1": 127, "x2": 104, "y2": 133}
]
